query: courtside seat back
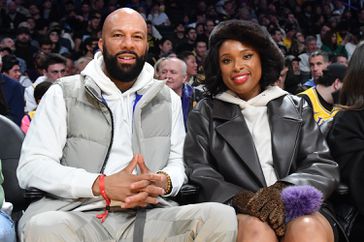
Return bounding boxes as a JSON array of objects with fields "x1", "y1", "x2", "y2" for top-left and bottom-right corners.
[{"x1": 0, "y1": 114, "x2": 26, "y2": 212}]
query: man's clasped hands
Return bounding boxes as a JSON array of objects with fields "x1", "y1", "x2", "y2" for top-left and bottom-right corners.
[{"x1": 92, "y1": 154, "x2": 168, "y2": 209}]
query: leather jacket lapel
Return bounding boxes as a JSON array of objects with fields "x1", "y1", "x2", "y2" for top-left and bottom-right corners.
[
  {"x1": 268, "y1": 98, "x2": 303, "y2": 178},
  {"x1": 213, "y1": 100, "x2": 266, "y2": 186}
]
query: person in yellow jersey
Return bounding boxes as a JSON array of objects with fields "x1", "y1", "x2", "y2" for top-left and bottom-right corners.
[{"x1": 298, "y1": 63, "x2": 347, "y2": 126}]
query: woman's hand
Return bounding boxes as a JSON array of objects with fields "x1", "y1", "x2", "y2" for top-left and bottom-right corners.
[{"x1": 246, "y1": 182, "x2": 287, "y2": 237}]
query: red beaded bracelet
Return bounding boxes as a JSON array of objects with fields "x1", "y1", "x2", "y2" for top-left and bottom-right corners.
[{"x1": 96, "y1": 174, "x2": 111, "y2": 223}]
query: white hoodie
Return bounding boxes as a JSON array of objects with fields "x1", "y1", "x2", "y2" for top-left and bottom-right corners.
[
  {"x1": 215, "y1": 86, "x2": 288, "y2": 186},
  {"x1": 18, "y1": 52, "x2": 186, "y2": 201}
]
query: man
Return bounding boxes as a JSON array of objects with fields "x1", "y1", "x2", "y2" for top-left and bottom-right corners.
[
  {"x1": 1, "y1": 55, "x2": 21, "y2": 82},
  {"x1": 24, "y1": 53, "x2": 67, "y2": 112},
  {"x1": 194, "y1": 38, "x2": 207, "y2": 72},
  {"x1": 13, "y1": 26, "x2": 38, "y2": 70},
  {"x1": 38, "y1": 38, "x2": 53, "y2": 55},
  {"x1": 0, "y1": 36, "x2": 27, "y2": 74},
  {"x1": 303, "y1": 50, "x2": 330, "y2": 88},
  {"x1": 175, "y1": 27, "x2": 197, "y2": 53},
  {"x1": 284, "y1": 55, "x2": 306, "y2": 94},
  {"x1": 332, "y1": 53, "x2": 348, "y2": 66},
  {"x1": 299, "y1": 63, "x2": 347, "y2": 126},
  {"x1": 158, "y1": 57, "x2": 202, "y2": 129},
  {"x1": 17, "y1": 8, "x2": 237, "y2": 242},
  {"x1": 0, "y1": 55, "x2": 24, "y2": 126},
  {"x1": 316, "y1": 24, "x2": 331, "y2": 48},
  {"x1": 298, "y1": 35, "x2": 318, "y2": 75},
  {"x1": 169, "y1": 22, "x2": 186, "y2": 48},
  {"x1": 178, "y1": 51, "x2": 205, "y2": 89},
  {"x1": 270, "y1": 28, "x2": 288, "y2": 55}
]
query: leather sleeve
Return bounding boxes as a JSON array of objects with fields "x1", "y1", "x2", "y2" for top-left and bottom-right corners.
[
  {"x1": 279, "y1": 96, "x2": 339, "y2": 199},
  {"x1": 183, "y1": 99, "x2": 243, "y2": 203}
]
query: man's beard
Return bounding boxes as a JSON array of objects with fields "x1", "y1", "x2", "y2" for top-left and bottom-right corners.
[{"x1": 102, "y1": 44, "x2": 146, "y2": 83}]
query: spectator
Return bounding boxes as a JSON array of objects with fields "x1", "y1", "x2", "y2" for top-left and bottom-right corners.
[
  {"x1": 24, "y1": 53, "x2": 66, "y2": 112},
  {"x1": 26, "y1": 51, "x2": 47, "y2": 83},
  {"x1": 327, "y1": 41, "x2": 364, "y2": 242},
  {"x1": 270, "y1": 28, "x2": 288, "y2": 55},
  {"x1": 175, "y1": 27, "x2": 197, "y2": 53},
  {"x1": 2, "y1": 55, "x2": 20, "y2": 82},
  {"x1": 158, "y1": 57, "x2": 202, "y2": 129},
  {"x1": 14, "y1": 26, "x2": 38, "y2": 71},
  {"x1": 0, "y1": 37, "x2": 27, "y2": 74},
  {"x1": 321, "y1": 30, "x2": 348, "y2": 60},
  {"x1": 204, "y1": 18, "x2": 216, "y2": 37},
  {"x1": 21, "y1": 81, "x2": 52, "y2": 134},
  {"x1": 194, "y1": 37, "x2": 207, "y2": 69},
  {"x1": 157, "y1": 37, "x2": 173, "y2": 56},
  {"x1": 289, "y1": 31, "x2": 306, "y2": 56},
  {"x1": 16, "y1": 8, "x2": 237, "y2": 242},
  {"x1": 73, "y1": 11, "x2": 102, "y2": 53},
  {"x1": 6, "y1": 1, "x2": 26, "y2": 31},
  {"x1": 1, "y1": 54, "x2": 32, "y2": 88},
  {"x1": 343, "y1": 32, "x2": 358, "y2": 60},
  {"x1": 0, "y1": 55, "x2": 24, "y2": 126},
  {"x1": 284, "y1": 55, "x2": 306, "y2": 94},
  {"x1": 0, "y1": 37, "x2": 16, "y2": 53},
  {"x1": 298, "y1": 35, "x2": 318, "y2": 75},
  {"x1": 168, "y1": 22, "x2": 186, "y2": 48},
  {"x1": 38, "y1": 38, "x2": 53, "y2": 55},
  {"x1": 178, "y1": 51, "x2": 201, "y2": 87},
  {"x1": 331, "y1": 53, "x2": 348, "y2": 66},
  {"x1": 299, "y1": 63, "x2": 347, "y2": 126},
  {"x1": 147, "y1": 3, "x2": 171, "y2": 26},
  {"x1": 316, "y1": 24, "x2": 331, "y2": 48},
  {"x1": 74, "y1": 56, "x2": 92, "y2": 74},
  {"x1": 47, "y1": 23, "x2": 72, "y2": 54},
  {"x1": 61, "y1": 52, "x2": 75, "y2": 76},
  {"x1": 303, "y1": 50, "x2": 330, "y2": 88},
  {"x1": 275, "y1": 60, "x2": 289, "y2": 89},
  {"x1": 147, "y1": 37, "x2": 173, "y2": 65},
  {"x1": 75, "y1": 37, "x2": 98, "y2": 60},
  {"x1": 184, "y1": 19, "x2": 339, "y2": 242}
]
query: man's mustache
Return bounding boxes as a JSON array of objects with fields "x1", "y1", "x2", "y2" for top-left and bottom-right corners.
[{"x1": 115, "y1": 50, "x2": 138, "y2": 58}]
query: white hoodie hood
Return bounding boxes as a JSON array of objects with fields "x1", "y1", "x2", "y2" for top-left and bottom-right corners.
[
  {"x1": 215, "y1": 85, "x2": 288, "y2": 109},
  {"x1": 215, "y1": 85, "x2": 288, "y2": 186},
  {"x1": 81, "y1": 51, "x2": 156, "y2": 100}
]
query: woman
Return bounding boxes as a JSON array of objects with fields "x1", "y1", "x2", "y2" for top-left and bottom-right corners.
[
  {"x1": 327, "y1": 41, "x2": 364, "y2": 242},
  {"x1": 184, "y1": 19, "x2": 340, "y2": 242},
  {"x1": 321, "y1": 30, "x2": 348, "y2": 60}
]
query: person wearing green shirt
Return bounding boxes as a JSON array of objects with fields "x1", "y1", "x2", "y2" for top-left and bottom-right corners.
[{"x1": 0, "y1": 159, "x2": 16, "y2": 242}]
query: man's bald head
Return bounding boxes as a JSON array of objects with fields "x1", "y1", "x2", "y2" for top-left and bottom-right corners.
[
  {"x1": 102, "y1": 8, "x2": 147, "y2": 39},
  {"x1": 98, "y1": 7, "x2": 149, "y2": 88}
]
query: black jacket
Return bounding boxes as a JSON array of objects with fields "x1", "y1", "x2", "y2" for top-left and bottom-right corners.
[
  {"x1": 327, "y1": 110, "x2": 364, "y2": 215},
  {"x1": 184, "y1": 94, "x2": 339, "y2": 203}
]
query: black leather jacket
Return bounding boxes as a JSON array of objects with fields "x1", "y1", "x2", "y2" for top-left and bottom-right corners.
[{"x1": 184, "y1": 94, "x2": 339, "y2": 204}]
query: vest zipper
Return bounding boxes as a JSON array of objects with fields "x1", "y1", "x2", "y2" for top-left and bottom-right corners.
[
  {"x1": 84, "y1": 85, "x2": 114, "y2": 174},
  {"x1": 100, "y1": 100, "x2": 114, "y2": 174}
]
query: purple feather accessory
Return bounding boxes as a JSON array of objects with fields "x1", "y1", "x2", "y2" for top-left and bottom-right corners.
[{"x1": 281, "y1": 185, "x2": 323, "y2": 223}]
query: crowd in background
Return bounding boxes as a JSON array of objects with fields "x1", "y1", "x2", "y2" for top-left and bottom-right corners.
[{"x1": 0, "y1": 0, "x2": 363, "y2": 82}]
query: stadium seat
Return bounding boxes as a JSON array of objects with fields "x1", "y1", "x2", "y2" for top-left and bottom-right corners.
[{"x1": 0, "y1": 114, "x2": 27, "y2": 213}]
